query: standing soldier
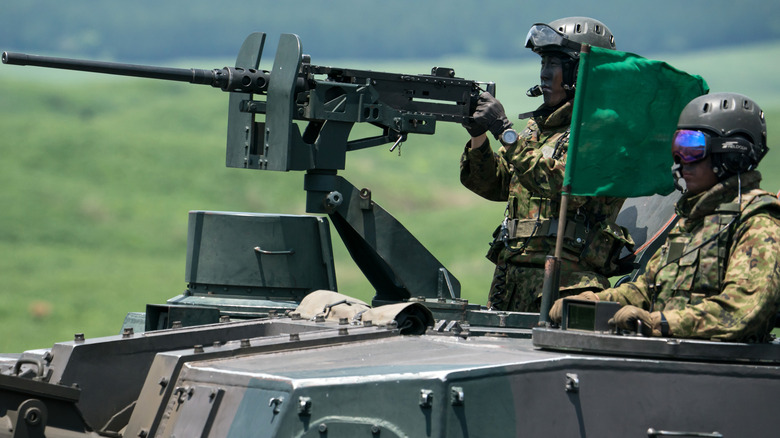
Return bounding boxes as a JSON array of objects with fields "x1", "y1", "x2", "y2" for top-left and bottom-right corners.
[
  {"x1": 551, "y1": 92, "x2": 780, "y2": 342},
  {"x1": 461, "y1": 17, "x2": 633, "y2": 312}
]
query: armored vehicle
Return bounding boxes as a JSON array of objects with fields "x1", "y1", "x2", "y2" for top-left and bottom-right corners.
[{"x1": 1, "y1": 33, "x2": 778, "y2": 438}]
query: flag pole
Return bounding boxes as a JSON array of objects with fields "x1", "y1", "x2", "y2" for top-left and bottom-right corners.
[
  {"x1": 536, "y1": 187, "x2": 567, "y2": 325},
  {"x1": 537, "y1": 43, "x2": 591, "y2": 326}
]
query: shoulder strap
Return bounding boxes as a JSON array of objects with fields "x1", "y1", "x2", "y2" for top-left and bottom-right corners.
[
  {"x1": 714, "y1": 190, "x2": 780, "y2": 271},
  {"x1": 738, "y1": 189, "x2": 780, "y2": 221}
]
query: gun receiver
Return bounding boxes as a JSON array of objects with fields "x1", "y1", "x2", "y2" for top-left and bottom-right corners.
[{"x1": 3, "y1": 33, "x2": 494, "y2": 302}]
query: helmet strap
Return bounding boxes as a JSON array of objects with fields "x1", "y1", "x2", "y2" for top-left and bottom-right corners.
[{"x1": 561, "y1": 58, "x2": 578, "y2": 99}]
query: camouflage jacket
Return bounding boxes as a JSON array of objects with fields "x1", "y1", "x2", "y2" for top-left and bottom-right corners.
[
  {"x1": 460, "y1": 101, "x2": 630, "y2": 286},
  {"x1": 596, "y1": 171, "x2": 780, "y2": 342}
]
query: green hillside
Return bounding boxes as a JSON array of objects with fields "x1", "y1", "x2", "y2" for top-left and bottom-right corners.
[{"x1": 1, "y1": 44, "x2": 778, "y2": 352}]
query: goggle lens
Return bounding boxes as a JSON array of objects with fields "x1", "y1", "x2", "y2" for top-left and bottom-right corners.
[
  {"x1": 672, "y1": 130, "x2": 708, "y2": 163},
  {"x1": 525, "y1": 24, "x2": 581, "y2": 52},
  {"x1": 525, "y1": 25, "x2": 561, "y2": 48}
]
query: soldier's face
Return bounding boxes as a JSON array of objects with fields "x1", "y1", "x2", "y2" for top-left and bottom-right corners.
[
  {"x1": 540, "y1": 55, "x2": 566, "y2": 108},
  {"x1": 680, "y1": 155, "x2": 719, "y2": 195}
]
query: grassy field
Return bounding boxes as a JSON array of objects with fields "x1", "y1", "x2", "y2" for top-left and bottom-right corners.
[{"x1": 1, "y1": 43, "x2": 779, "y2": 352}]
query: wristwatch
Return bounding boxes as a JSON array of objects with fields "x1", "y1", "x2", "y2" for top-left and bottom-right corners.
[{"x1": 500, "y1": 128, "x2": 519, "y2": 145}]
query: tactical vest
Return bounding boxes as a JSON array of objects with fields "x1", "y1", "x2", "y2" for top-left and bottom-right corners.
[
  {"x1": 658, "y1": 189, "x2": 780, "y2": 305},
  {"x1": 491, "y1": 195, "x2": 633, "y2": 277}
]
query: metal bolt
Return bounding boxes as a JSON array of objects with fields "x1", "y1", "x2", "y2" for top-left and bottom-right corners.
[
  {"x1": 419, "y1": 389, "x2": 433, "y2": 408},
  {"x1": 269, "y1": 397, "x2": 284, "y2": 414},
  {"x1": 565, "y1": 373, "x2": 579, "y2": 393},
  {"x1": 371, "y1": 425, "x2": 381, "y2": 435},
  {"x1": 298, "y1": 396, "x2": 312, "y2": 415},
  {"x1": 325, "y1": 191, "x2": 343, "y2": 208},
  {"x1": 24, "y1": 406, "x2": 42, "y2": 426},
  {"x1": 450, "y1": 386, "x2": 465, "y2": 406},
  {"x1": 318, "y1": 423, "x2": 328, "y2": 433}
]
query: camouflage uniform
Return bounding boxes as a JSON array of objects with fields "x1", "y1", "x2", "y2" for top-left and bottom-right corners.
[
  {"x1": 596, "y1": 171, "x2": 780, "y2": 342},
  {"x1": 461, "y1": 101, "x2": 630, "y2": 312}
]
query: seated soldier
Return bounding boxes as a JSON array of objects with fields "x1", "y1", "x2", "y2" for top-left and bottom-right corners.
[{"x1": 550, "y1": 92, "x2": 780, "y2": 343}]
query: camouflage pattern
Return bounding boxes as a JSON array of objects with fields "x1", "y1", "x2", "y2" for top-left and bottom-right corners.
[
  {"x1": 596, "y1": 171, "x2": 780, "y2": 342},
  {"x1": 487, "y1": 259, "x2": 610, "y2": 312},
  {"x1": 461, "y1": 101, "x2": 629, "y2": 311}
]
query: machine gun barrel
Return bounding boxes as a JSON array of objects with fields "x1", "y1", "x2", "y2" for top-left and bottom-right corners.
[{"x1": 2, "y1": 51, "x2": 271, "y2": 94}]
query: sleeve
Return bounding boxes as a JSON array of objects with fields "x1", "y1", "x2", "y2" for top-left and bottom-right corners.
[
  {"x1": 662, "y1": 214, "x2": 780, "y2": 341},
  {"x1": 594, "y1": 248, "x2": 662, "y2": 308},
  {"x1": 459, "y1": 138, "x2": 511, "y2": 202}
]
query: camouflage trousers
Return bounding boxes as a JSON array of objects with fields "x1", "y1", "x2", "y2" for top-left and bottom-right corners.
[{"x1": 487, "y1": 262, "x2": 610, "y2": 312}]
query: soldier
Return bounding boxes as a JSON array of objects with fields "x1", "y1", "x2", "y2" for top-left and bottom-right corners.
[
  {"x1": 550, "y1": 92, "x2": 780, "y2": 342},
  {"x1": 460, "y1": 17, "x2": 633, "y2": 312}
]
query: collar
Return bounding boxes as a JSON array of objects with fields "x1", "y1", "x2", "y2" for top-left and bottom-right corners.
[
  {"x1": 676, "y1": 171, "x2": 763, "y2": 220},
  {"x1": 531, "y1": 100, "x2": 573, "y2": 131}
]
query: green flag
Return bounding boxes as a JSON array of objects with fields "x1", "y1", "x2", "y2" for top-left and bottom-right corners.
[{"x1": 564, "y1": 46, "x2": 709, "y2": 197}]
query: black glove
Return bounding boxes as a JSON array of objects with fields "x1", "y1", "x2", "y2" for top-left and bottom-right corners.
[
  {"x1": 462, "y1": 116, "x2": 487, "y2": 138},
  {"x1": 608, "y1": 305, "x2": 661, "y2": 337},
  {"x1": 463, "y1": 92, "x2": 512, "y2": 139}
]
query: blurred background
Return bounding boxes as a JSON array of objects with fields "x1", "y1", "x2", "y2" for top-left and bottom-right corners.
[{"x1": 1, "y1": 0, "x2": 778, "y2": 351}]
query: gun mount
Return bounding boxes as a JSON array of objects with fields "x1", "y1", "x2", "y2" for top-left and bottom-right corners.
[{"x1": 5, "y1": 33, "x2": 496, "y2": 304}]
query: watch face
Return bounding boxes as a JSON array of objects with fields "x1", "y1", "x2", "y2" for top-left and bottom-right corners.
[{"x1": 502, "y1": 129, "x2": 518, "y2": 144}]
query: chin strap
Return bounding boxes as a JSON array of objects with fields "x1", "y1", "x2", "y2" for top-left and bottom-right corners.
[
  {"x1": 737, "y1": 172, "x2": 742, "y2": 205},
  {"x1": 672, "y1": 163, "x2": 685, "y2": 193}
]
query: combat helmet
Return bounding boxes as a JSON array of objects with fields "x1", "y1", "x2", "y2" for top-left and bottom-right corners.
[
  {"x1": 524, "y1": 17, "x2": 615, "y2": 96},
  {"x1": 674, "y1": 92, "x2": 768, "y2": 179},
  {"x1": 525, "y1": 17, "x2": 616, "y2": 58}
]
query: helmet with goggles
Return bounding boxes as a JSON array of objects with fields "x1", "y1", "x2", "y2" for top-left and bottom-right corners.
[
  {"x1": 674, "y1": 92, "x2": 768, "y2": 178},
  {"x1": 525, "y1": 17, "x2": 616, "y2": 59},
  {"x1": 525, "y1": 17, "x2": 615, "y2": 99}
]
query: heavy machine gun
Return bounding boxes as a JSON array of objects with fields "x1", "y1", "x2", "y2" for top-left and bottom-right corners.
[
  {"x1": 4, "y1": 33, "x2": 495, "y2": 304},
  {"x1": 3, "y1": 33, "x2": 494, "y2": 172}
]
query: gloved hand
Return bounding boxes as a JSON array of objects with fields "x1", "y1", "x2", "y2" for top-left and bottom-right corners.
[
  {"x1": 608, "y1": 305, "x2": 662, "y2": 337},
  {"x1": 549, "y1": 291, "x2": 600, "y2": 324},
  {"x1": 462, "y1": 92, "x2": 512, "y2": 139}
]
